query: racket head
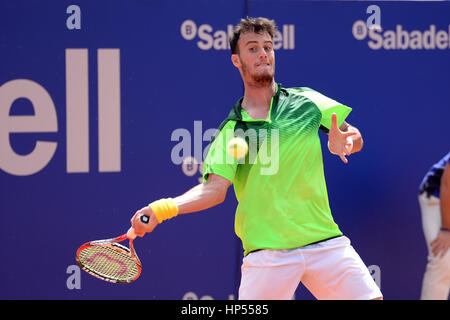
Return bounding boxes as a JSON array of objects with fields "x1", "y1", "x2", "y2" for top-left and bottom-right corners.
[{"x1": 76, "y1": 235, "x2": 142, "y2": 284}]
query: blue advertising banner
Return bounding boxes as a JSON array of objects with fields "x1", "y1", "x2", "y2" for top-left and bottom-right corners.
[{"x1": 0, "y1": 0, "x2": 449, "y2": 300}]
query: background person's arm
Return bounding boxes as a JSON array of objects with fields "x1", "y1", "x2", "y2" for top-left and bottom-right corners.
[{"x1": 430, "y1": 163, "x2": 450, "y2": 257}]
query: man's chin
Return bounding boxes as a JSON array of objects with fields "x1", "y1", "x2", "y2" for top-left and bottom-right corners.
[{"x1": 252, "y1": 73, "x2": 274, "y2": 87}]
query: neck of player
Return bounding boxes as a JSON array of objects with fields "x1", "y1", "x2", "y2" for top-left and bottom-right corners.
[{"x1": 242, "y1": 80, "x2": 276, "y2": 120}]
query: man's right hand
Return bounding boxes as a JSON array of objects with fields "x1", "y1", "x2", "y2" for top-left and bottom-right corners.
[{"x1": 130, "y1": 206, "x2": 159, "y2": 237}]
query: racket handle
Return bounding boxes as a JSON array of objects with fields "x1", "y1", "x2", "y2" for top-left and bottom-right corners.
[
  {"x1": 140, "y1": 215, "x2": 149, "y2": 224},
  {"x1": 127, "y1": 215, "x2": 150, "y2": 239},
  {"x1": 127, "y1": 227, "x2": 137, "y2": 240}
]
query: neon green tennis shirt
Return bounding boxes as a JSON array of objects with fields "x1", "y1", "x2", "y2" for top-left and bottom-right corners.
[{"x1": 203, "y1": 83, "x2": 352, "y2": 256}]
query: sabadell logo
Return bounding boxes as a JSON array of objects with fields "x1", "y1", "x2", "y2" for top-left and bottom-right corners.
[
  {"x1": 352, "y1": 20, "x2": 450, "y2": 50},
  {"x1": 180, "y1": 19, "x2": 295, "y2": 51}
]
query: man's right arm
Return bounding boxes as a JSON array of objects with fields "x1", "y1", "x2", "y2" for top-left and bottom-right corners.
[
  {"x1": 174, "y1": 173, "x2": 232, "y2": 214},
  {"x1": 130, "y1": 173, "x2": 232, "y2": 236}
]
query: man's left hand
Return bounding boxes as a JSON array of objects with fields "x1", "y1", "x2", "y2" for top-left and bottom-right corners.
[{"x1": 328, "y1": 113, "x2": 357, "y2": 164}]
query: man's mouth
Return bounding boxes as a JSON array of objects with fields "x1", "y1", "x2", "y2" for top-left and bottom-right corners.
[{"x1": 256, "y1": 62, "x2": 271, "y2": 67}]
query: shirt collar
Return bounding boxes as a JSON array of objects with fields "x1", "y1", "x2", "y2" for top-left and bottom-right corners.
[{"x1": 227, "y1": 83, "x2": 285, "y2": 121}]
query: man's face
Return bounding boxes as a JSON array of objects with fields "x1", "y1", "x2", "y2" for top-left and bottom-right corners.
[{"x1": 232, "y1": 31, "x2": 275, "y2": 87}]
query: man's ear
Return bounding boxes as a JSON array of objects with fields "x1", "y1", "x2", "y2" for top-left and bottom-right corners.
[{"x1": 231, "y1": 54, "x2": 241, "y2": 68}]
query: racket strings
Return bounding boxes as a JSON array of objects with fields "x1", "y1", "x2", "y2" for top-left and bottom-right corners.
[{"x1": 77, "y1": 245, "x2": 139, "y2": 282}]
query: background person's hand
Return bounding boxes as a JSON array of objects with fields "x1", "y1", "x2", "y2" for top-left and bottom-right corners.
[{"x1": 431, "y1": 230, "x2": 450, "y2": 258}]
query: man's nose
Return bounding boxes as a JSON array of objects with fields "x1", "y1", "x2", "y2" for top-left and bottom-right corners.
[{"x1": 258, "y1": 49, "x2": 268, "y2": 59}]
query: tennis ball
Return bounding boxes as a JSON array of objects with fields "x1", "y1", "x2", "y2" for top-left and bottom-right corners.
[{"x1": 227, "y1": 137, "x2": 248, "y2": 159}]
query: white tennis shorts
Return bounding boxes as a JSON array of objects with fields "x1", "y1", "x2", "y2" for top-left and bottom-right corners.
[{"x1": 239, "y1": 236, "x2": 382, "y2": 300}]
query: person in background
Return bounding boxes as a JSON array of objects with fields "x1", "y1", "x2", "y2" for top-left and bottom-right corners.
[{"x1": 418, "y1": 151, "x2": 450, "y2": 300}]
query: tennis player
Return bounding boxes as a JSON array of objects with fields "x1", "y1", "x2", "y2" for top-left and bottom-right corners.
[{"x1": 131, "y1": 17, "x2": 382, "y2": 300}]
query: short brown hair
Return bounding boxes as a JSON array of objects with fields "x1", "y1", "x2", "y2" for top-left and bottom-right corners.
[{"x1": 229, "y1": 17, "x2": 278, "y2": 54}]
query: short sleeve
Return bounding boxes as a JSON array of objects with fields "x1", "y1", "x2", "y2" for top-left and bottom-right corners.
[
  {"x1": 202, "y1": 120, "x2": 239, "y2": 184},
  {"x1": 293, "y1": 89, "x2": 352, "y2": 130}
]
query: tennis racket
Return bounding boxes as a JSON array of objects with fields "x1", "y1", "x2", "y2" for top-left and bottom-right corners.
[{"x1": 76, "y1": 215, "x2": 149, "y2": 284}]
